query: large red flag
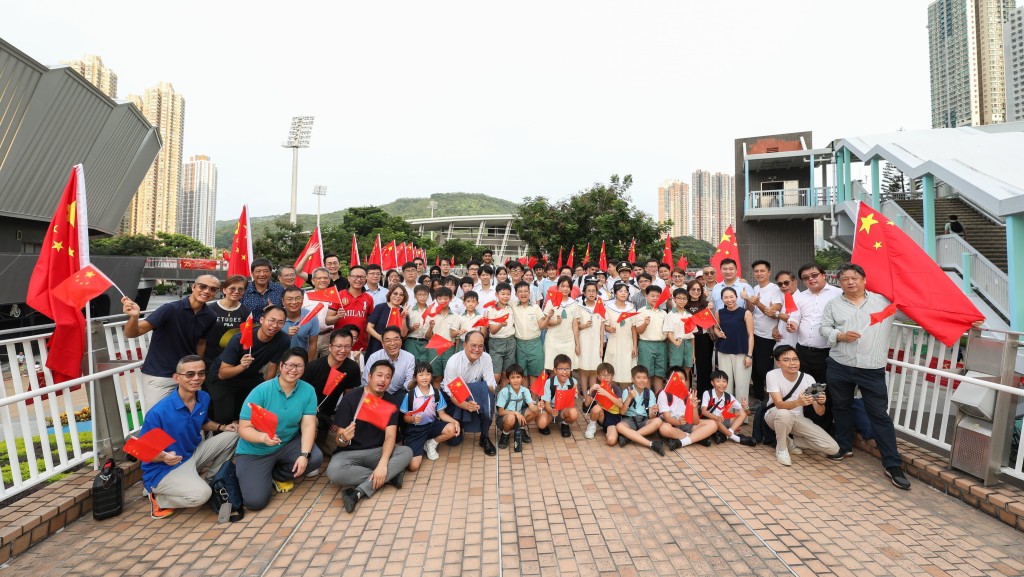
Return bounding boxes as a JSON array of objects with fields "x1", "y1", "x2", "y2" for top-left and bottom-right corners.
[
  {"x1": 124, "y1": 428, "x2": 175, "y2": 462},
  {"x1": 583, "y1": 244, "x2": 591, "y2": 265},
  {"x1": 26, "y1": 165, "x2": 88, "y2": 382},
  {"x1": 691, "y1": 308, "x2": 717, "y2": 330},
  {"x1": 350, "y1": 234, "x2": 361, "y2": 267},
  {"x1": 627, "y1": 238, "x2": 636, "y2": 263},
  {"x1": 357, "y1": 394, "x2": 398, "y2": 430},
  {"x1": 239, "y1": 314, "x2": 254, "y2": 349},
  {"x1": 662, "y1": 237, "x2": 673, "y2": 266},
  {"x1": 708, "y1": 225, "x2": 739, "y2": 282},
  {"x1": 51, "y1": 264, "x2": 114, "y2": 311},
  {"x1": 599, "y1": 241, "x2": 608, "y2": 271},
  {"x1": 382, "y1": 240, "x2": 398, "y2": 270},
  {"x1": 368, "y1": 234, "x2": 383, "y2": 266},
  {"x1": 227, "y1": 205, "x2": 252, "y2": 277},
  {"x1": 851, "y1": 202, "x2": 983, "y2": 346},
  {"x1": 554, "y1": 388, "x2": 576, "y2": 411},
  {"x1": 566, "y1": 246, "x2": 575, "y2": 269},
  {"x1": 676, "y1": 255, "x2": 688, "y2": 271},
  {"x1": 293, "y1": 226, "x2": 324, "y2": 288},
  {"x1": 556, "y1": 247, "x2": 563, "y2": 270},
  {"x1": 397, "y1": 242, "x2": 407, "y2": 267}
]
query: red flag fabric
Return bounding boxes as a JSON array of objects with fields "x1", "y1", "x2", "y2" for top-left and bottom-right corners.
[
  {"x1": 368, "y1": 234, "x2": 383, "y2": 266},
  {"x1": 683, "y1": 315, "x2": 697, "y2": 334},
  {"x1": 386, "y1": 306, "x2": 403, "y2": 328},
  {"x1": 554, "y1": 388, "x2": 576, "y2": 411},
  {"x1": 227, "y1": 205, "x2": 252, "y2": 277},
  {"x1": 397, "y1": 242, "x2": 407, "y2": 267},
  {"x1": 248, "y1": 403, "x2": 279, "y2": 439},
  {"x1": 570, "y1": 285, "x2": 581, "y2": 300},
  {"x1": 708, "y1": 225, "x2": 739, "y2": 282},
  {"x1": 179, "y1": 258, "x2": 217, "y2": 270},
  {"x1": 407, "y1": 395, "x2": 433, "y2": 415},
  {"x1": 222, "y1": 251, "x2": 229, "y2": 261},
  {"x1": 546, "y1": 287, "x2": 564, "y2": 308},
  {"x1": 422, "y1": 301, "x2": 441, "y2": 321},
  {"x1": 472, "y1": 316, "x2": 490, "y2": 328},
  {"x1": 351, "y1": 234, "x2": 361, "y2": 267},
  {"x1": 51, "y1": 264, "x2": 114, "y2": 310},
  {"x1": 451, "y1": 254, "x2": 456, "y2": 266},
  {"x1": 851, "y1": 202, "x2": 983, "y2": 346},
  {"x1": 628, "y1": 238, "x2": 636, "y2": 263},
  {"x1": 654, "y1": 288, "x2": 672, "y2": 309},
  {"x1": 556, "y1": 247, "x2": 563, "y2": 270},
  {"x1": 426, "y1": 334, "x2": 454, "y2": 356},
  {"x1": 306, "y1": 286, "x2": 342, "y2": 305},
  {"x1": 583, "y1": 244, "x2": 591, "y2": 265},
  {"x1": 870, "y1": 302, "x2": 899, "y2": 326},
  {"x1": 357, "y1": 394, "x2": 397, "y2": 430},
  {"x1": 596, "y1": 380, "x2": 615, "y2": 410},
  {"x1": 599, "y1": 241, "x2": 608, "y2": 271},
  {"x1": 662, "y1": 237, "x2": 673, "y2": 266},
  {"x1": 676, "y1": 255, "x2": 688, "y2": 271},
  {"x1": 124, "y1": 428, "x2": 175, "y2": 462},
  {"x1": 26, "y1": 165, "x2": 89, "y2": 383},
  {"x1": 784, "y1": 292, "x2": 798, "y2": 314},
  {"x1": 684, "y1": 398, "x2": 696, "y2": 425},
  {"x1": 593, "y1": 299, "x2": 607, "y2": 319},
  {"x1": 664, "y1": 372, "x2": 689, "y2": 399},
  {"x1": 721, "y1": 407, "x2": 738, "y2": 419},
  {"x1": 382, "y1": 240, "x2": 398, "y2": 270},
  {"x1": 530, "y1": 372, "x2": 548, "y2": 398},
  {"x1": 435, "y1": 256, "x2": 440, "y2": 266},
  {"x1": 566, "y1": 246, "x2": 575, "y2": 269},
  {"x1": 489, "y1": 312, "x2": 510, "y2": 324},
  {"x1": 293, "y1": 226, "x2": 323, "y2": 288},
  {"x1": 447, "y1": 377, "x2": 472, "y2": 404},
  {"x1": 691, "y1": 308, "x2": 717, "y2": 330},
  {"x1": 324, "y1": 366, "x2": 346, "y2": 398},
  {"x1": 482, "y1": 300, "x2": 497, "y2": 309},
  {"x1": 300, "y1": 302, "x2": 325, "y2": 326},
  {"x1": 617, "y1": 311, "x2": 641, "y2": 323},
  {"x1": 528, "y1": 256, "x2": 538, "y2": 269},
  {"x1": 239, "y1": 314, "x2": 254, "y2": 349}
]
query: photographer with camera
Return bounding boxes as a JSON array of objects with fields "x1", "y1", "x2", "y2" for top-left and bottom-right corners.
[{"x1": 764, "y1": 345, "x2": 839, "y2": 466}]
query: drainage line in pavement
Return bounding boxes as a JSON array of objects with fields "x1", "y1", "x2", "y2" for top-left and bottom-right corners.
[
  {"x1": 673, "y1": 450, "x2": 799, "y2": 576},
  {"x1": 259, "y1": 480, "x2": 332, "y2": 577},
  {"x1": 494, "y1": 420, "x2": 504, "y2": 576}
]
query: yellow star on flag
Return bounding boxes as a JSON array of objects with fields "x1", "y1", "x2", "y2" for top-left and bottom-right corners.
[
  {"x1": 859, "y1": 213, "x2": 879, "y2": 234},
  {"x1": 52, "y1": 241, "x2": 63, "y2": 252},
  {"x1": 68, "y1": 248, "x2": 74, "y2": 257},
  {"x1": 721, "y1": 233, "x2": 732, "y2": 243},
  {"x1": 886, "y1": 220, "x2": 894, "y2": 226},
  {"x1": 873, "y1": 241, "x2": 882, "y2": 250},
  {"x1": 85, "y1": 271, "x2": 95, "y2": 278},
  {"x1": 67, "y1": 201, "x2": 76, "y2": 227}
]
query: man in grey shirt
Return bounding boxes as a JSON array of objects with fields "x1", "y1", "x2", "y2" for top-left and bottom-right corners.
[{"x1": 820, "y1": 263, "x2": 909, "y2": 490}]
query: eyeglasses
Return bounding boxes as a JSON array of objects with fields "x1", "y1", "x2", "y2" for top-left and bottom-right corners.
[
  {"x1": 330, "y1": 343, "x2": 352, "y2": 349},
  {"x1": 175, "y1": 370, "x2": 206, "y2": 379},
  {"x1": 555, "y1": 367, "x2": 571, "y2": 372},
  {"x1": 703, "y1": 271, "x2": 715, "y2": 276},
  {"x1": 778, "y1": 280, "x2": 791, "y2": 286},
  {"x1": 801, "y1": 272, "x2": 822, "y2": 281},
  {"x1": 262, "y1": 318, "x2": 286, "y2": 326},
  {"x1": 280, "y1": 362, "x2": 304, "y2": 371},
  {"x1": 466, "y1": 343, "x2": 484, "y2": 350},
  {"x1": 194, "y1": 282, "x2": 221, "y2": 293},
  {"x1": 224, "y1": 286, "x2": 244, "y2": 293}
]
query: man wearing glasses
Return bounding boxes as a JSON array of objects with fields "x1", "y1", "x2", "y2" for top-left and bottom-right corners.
[
  {"x1": 700, "y1": 267, "x2": 717, "y2": 298},
  {"x1": 209, "y1": 307, "x2": 291, "y2": 423},
  {"x1": 242, "y1": 259, "x2": 285, "y2": 322},
  {"x1": 325, "y1": 265, "x2": 375, "y2": 354},
  {"x1": 303, "y1": 329, "x2": 361, "y2": 455},
  {"x1": 123, "y1": 274, "x2": 220, "y2": 415},
  {"x1": 362, "y1": 326, "x2": 415, "y2": 407},
  {"x1": 784, "y1": 263, "x2": 841, "y2": 384},
  {"x1": 441, "y1": 331, "x2": 498, "y2": 456}
]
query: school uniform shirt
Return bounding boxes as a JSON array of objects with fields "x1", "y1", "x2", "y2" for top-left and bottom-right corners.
[
  {"x1": 701, "y1": 390, "x2": 742, "y2": 418},
  {"x1": 475, "y1": 286, "x2": 498, "y2": 311},
  {"x1": 236, "y1": 378, "x2": 318, "y2": 457},
  {"x1": 488, "y1": 304, "x2": 516, "y2": 339},
  {"x1": 429, "y1": 310, "x2": 459, "y2": 346},
  {"x1": 664, "y1": 310, "x2": 695, "y2": 341},
  {"x1": 496, "y1": 386, "x2": 534, "y2": 413},
  {"x1": 512, "y1": 302, "x2": 543, "y2": 341},
  {"x1": 401, "y1": 387, "x2": 446, "y2": 425},
  {"x1": 449, "y1": 296, "x2": 467, "y2": 316},
  {"x1": 540, "y1": 376, "x2": 576, "y2": 403},
  {"x1": 656, "y1": 389, "x2": 688, "y2": 421},
  {"x1": 457, "y1": 311, "x2": 485, "y2": 341},
  {"x1": 765, "y1": 368, "x2": 814, "y2": 416},
  {"x1": 406, "y1": 304, "x2": 431, "y2": 339},
  {"x1": 636, "y1": 306, "x2": 668, "y2": 342},
  {"x1": 620, "y1": 386, "x2": 655, "y2": 418}
]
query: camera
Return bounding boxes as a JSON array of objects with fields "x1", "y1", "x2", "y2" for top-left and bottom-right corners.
[{"x1": 805, "y1": 383, "x2": 827, "y2": 399}]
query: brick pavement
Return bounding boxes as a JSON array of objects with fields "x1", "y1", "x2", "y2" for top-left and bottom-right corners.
[{"x1": 3, "y1": 421, "x2": 1024, "y2": 577}]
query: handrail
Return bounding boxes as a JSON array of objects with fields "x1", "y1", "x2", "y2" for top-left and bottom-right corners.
[{"x1": 0, "y1": 362, "x2": 143, "y2": 410}]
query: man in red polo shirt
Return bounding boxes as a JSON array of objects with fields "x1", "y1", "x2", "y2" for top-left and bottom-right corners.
[{"x1": 325, "y1": 265, "x2": 375, "y2": 353}]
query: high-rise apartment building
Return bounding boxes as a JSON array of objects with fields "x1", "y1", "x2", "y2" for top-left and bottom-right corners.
[
  {"x1": 179, "y1": 155, "x2": 218, "y2": 249},
  {"x1": 928, "y1": 0, "x2": 1014, "y2": 128},
  {"x1": 60, "y1": 55, "x2": 117, "y2": 99},
  {"x1": 658, "y1": 172, "x2": 735, "y2": 244},
  {"x1": 123, "y1": 82, "x2": 185, "y2": 236},
  {"x1": 710, "y1": 171, "x2": 735, "y2": 243},
  {"x1": 1006, "y1": 5, "x2": 1024, "y2": 122},
  {"x1": 658, "y1": 180, "x2": 689, "y2": 238}
]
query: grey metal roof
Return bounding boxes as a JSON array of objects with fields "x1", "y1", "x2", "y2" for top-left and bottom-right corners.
[
  {"x1": 0, "y1": 37, "x2": 160, "y2": 235},
  {"x1": 837, "y1": 124, "x2": 1024, "y2": 218}
]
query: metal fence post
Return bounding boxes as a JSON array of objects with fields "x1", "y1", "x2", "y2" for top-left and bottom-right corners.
[
  {"x1": 987, "y1": 336, "x2": 1021, "y2": 485},
  {"x1": 89, "y1": 319, "x2": 135, "y2": 462}
]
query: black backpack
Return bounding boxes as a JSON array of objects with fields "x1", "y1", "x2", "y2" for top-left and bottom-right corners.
[
  {"x1": 209, "y1": 461, "x2": 244, "y2": 522},
  {"x1": 949, "y1": 220, "x2": 964, "y2": 234}
]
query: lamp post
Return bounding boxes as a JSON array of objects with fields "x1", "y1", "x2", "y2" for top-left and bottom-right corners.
[
  {"x1": 312, "y1": 185, "x2": 327, "y2": 227},
  {"x1": 282, "y1": 116, "x2": 314, "y2": 225}
]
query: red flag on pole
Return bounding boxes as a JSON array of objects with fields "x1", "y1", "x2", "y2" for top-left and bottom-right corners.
[
  {"x1": 546, "y1": 287, "x2": 563, "y2": 308},
  {"x1": 357, "y1": 394, "x2": 398, "y2": 430},
  {"x1": 654, "y1": 288, "x2": 672, "y2": 309},
  {"x1": 239, "y1": 314, "x2": 254, "y2": 349},
  {"x1": 396, "y1": 242, "x2": 407, "y2": 267},
  {"x1": 784, "y1": 292, "x2": 798, "y2": 314},
  {"x1": 617, "y1": 311, "x2": 641, "y2": 323},
  {"x1": 368, "y1": 234, "x2": 383, "y2": 266},
  {"x1": 292, "y1": 226, "x2": 324, "y2": 288},
  {"x1": 708, "y1": 225, "x2": 739, "y2": 282},
  {"x1": 684, "y1": 397, "x2": 696, "y2": 425},
  {"x1": 676, "y1": 255, "x2": 688, "y2": 271},
  {"x1": 851, "y1": 202, "x2": 983, "y2": 346},
  {"x1": 599, "y1": 241, "x2": 608, "y2": 271},
  {"x1": 691, "y1": 308, "x2": 717, "y2": 330},
  {"x1": 554, "y1": 388, "x2": 576, "y2": 411},
  {"x1": 556, "y1": 247, "x2": 563, "y2": 270},
  {"x1": 664, "y1": 372, "x2": 689, "y2": 399},
  {"x1": 299, "y1": 302, "x2": 324, "y2": 326},
  {"x1": 566, "y1": 246, "x2": 575, "y2": 269},
  {"x1": 248, "y1": 403, "x2": 279, "y2": 439},
  {"x1": 472, "y1": 316, "x2": 490, "y2": 328},
  {"x1": 583, "y1": 243, "x2": 591, "y2": 264},
  {"x1": 382, "y1": 240, "x2": 398, "y2": 270},
  {"x1": 593, "y1": 299, "x2": 607, "y2": 319},
  {"x1": 351, "y1": 234, "x2": 361, "y2": 267},
  {"x1": 628, "y1": 238, "x2": 636, "y2": 263},
  {"x1": 407, "y1": 395, "x2": 433, "y2": 415},
  {"x1": 530, "y1": 372, "x2": 548, "y2": 398},
  {"x1": 426, "y1": 334, "x2": 454, "y2": 356},
  {"x1": 447, "y1": 377, "x2": 472, "y2": 404},
  {"x1": 51, "y1": 264, "x2": 115, "y2": 310},
  {"x1": 869, "y1": 302, "x2": 899, "y2": 325},
  {"x1": 306, "y1": 286, "x2": 343, "y2": 305},
  {"x1": 436, "y1": 256, "x2": 440, "y2": 266},
  {"x1": 124, "y1": 428, "x2": 175, "y2": 462},
  {"x1": 662, "y1": 237, "x2": 673, "y2": 266},
  {"x1": 227, "y1": 205, "x2": 252, "y2": 277},
  {"x1": 27, "y1": 165, "x2": 89, "y2": 383},
  {"x1": 324, "y1": 366, "x2": 346, "y2": 398}
]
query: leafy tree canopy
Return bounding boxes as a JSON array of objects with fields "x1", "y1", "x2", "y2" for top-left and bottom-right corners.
[
  {"x1": 815, "y1": 245, "x2": 851, "y2": 271},
  {"x1": 90, "y1": 233, "x2": 212, "y2": 258}
]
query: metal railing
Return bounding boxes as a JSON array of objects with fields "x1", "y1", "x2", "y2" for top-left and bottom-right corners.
[
  {"x1": 746, "y1": 186, "x2": 836, "y2": 211},
  {"x1": 0, "y1": 312, "x2": 152, "y2": 500},
  {"x1": 144, "y1": 257, "x2": 228, "y2": 271}
]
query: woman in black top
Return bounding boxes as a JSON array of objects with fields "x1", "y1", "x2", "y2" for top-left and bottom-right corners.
[{"x1": 683, "y1": 279, "x2": 714, "y2": 398}]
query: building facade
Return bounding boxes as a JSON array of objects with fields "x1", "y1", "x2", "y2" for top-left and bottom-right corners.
[
  {"x1": 1006, "y1": 5, "x2": 1024, "y2": 122},
  {"x1": 179, "y1": 155, "x2": 217, "y2": 249},
  {"x1": 928, "y1": 0, "x2": 1014, "y2": 128},
  {"x1": 60, "y1": 55, "x2": 117, "y2": 99},
  {"x1": 710, "y1": 171, "x2": 736, "y2": 243},
  {"x1": 123, "y1": 82, "x2": 185, "y2": 236},
  {"x1": 657, "y1": 180, "x2": 689, "y2": 238}
]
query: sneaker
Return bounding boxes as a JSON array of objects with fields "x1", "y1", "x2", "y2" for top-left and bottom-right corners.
[
  {"x1": 827, "y1": 450, "x2": 853, "y2": 461},
  {"x1": 650, "y1": 440, "x2": 666, "y2": 456},
  {"x1": 738, "y1": 435, "x2": 756, "y2": 447},
  {"x1": 538, "y1": 426, "x2": 551, "y2": 436},
  {"x1": 425, "y1": 439, "x2": 440, "y2": 461},
  {"x1": 885, "y1": 467, "x2": 911, "y2": 491},
  {"x1": 148, "y1": 493, "x2": 174, "y2": 520},
  {"x1": 560, "y1": 423, "x2": 571, "y2": 438},
  {"x1": 776, "y1": 449, "x2": 792, "y2": 466},
  {"x1": 698, "y1": 438, "x2": 712, "y2": 447},
  {"x1": 273, "y1": 479, "x2": 294, "y2": 493},
  {"x1": 667, "y1": 439, "x2": 683, "y2": 451},
  {"x1": 304, "y1": 467, "x2": 321, "y2": 478},
  {"x1": 618, "y1": 436, "x2": 629, "y2": 447},
  {"x1": 342, "y1": 488, "x2": 360, "y2": 513},
  {"x1": 498, "y1": 432, "x2": 510, "y2": 449},
  {"x1": 584, "y1": 421, "x2": 597, "y2": 439},
  {"x1": 787, "y1": 441, "x2": 803, "y2": 455}
]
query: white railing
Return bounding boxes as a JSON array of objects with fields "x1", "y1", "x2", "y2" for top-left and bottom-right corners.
[
  {"x1": 0, "y1": 313, "x2": 152, "y2": 500},
  {"x1": 746, "y1": 186, "x2": 836, "y2": 211},
  {"x1": 885, "y1": 323, "x2": 1024, "y2": 482}
]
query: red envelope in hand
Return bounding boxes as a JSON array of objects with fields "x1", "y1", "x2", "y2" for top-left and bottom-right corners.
[
  {"x1": 554, "y1": 388, "x2": 576, "y2": 411},
  {"x1": 248, "y1": 403, "x2": 278, "y2": 439},
  {"x1": 124, "y1": 428, "x2": 175, "y2": 462},
  {"x1": 448, "y1": 377, "x2": 472, "y2": 404}
]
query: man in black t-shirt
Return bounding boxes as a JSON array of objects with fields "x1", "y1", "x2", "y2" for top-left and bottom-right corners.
[
  {"x1": 303, "y1": 329, "x2": 362, "y2": 454},
  {"x1": 209, "y1": 306, "x2": 290, "y2": 422}
]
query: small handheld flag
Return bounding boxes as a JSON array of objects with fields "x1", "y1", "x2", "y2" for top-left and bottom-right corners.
[
  {"x1": 248, "y1": 403, "x2": 278, "y2": 439},
  {"x1": 357, "y1": 394, "x2": 398, "y2": 430},
  {"x1": 124, "y1": 428, "x2": 175, "y2": 462},
  {"x1": 554, "y1": 388, "x2": 576, "y2": 411},
  {"x1": 299, "y1": 302, "x2": 324, "y2": 326},
  {"x1": 239, "y1": 314, "x2": 254, "y2": 350},
  {"x1": 530, "y1": 371, "x2": 548, "y2": 398},
  {"x1": 323, "y1": 366, "x2": 346, "y2": 398},
  {"x1": 448, "y1": 377, "x2": 472, "y2": 404},
  {"x1": 426, "y1": 334, "x2": 454, "y2": 356}
]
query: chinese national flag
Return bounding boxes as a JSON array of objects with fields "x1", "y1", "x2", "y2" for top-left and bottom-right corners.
[
  {"x1": 357, "y1": 393, "x2": 398, "y2": 430},
  {"x1": 292, "y1": 226, "x2": 323, "y2": 288},
  {"x1": 583, "y1": 243, "x2": 591, "y2": 265},
  {"x1": 851, "y1": 202, "x2": 983, "y2": 346},
  {"x1": 124, "y1": 428, "x2": 175, "y2": 462},
  {"x1": 422, "y1": 301, "x2": 441, "y2": 321},
  {"x1": 324, "y1": 366, "x2": 346, "y2": 398},
  {"x1": 599, "y1": 241, "x2": 608, "y2": 271},
  {"x1": 593, "y1": 299, "x2": 607, "y2": 319},
  {"x1": 566, "y1": 246, "x2": 575, "y2": 269},
  {"x1": 570, "y1": 285, "x2": 581, "y2": 300},
  {"x1": 227, "y1": 205, "x2": 252, "y2": 277},
  {"x1": 368, "y1": 234, "x2": 383, "y2": 266},
  {"x1": 299, "y1": 302, "x2": 324, "y2": 326},
  {"x1": 248, "y1": 403, "x2": 279, "y2": 439},
  {"x1": 784, "y1": 292, "x2": 798, "y2": 314},
  {"x1": 482, "y1": 300, "x2": 497, "y2": 309},
  {"x1": 26, "y1": 165, "x2": 89, "y2": 383},
  {"x1": 387, "y1": 306, "x2": 403, "y2": 328},
  {"x1": 709, "y1": 225, "x2": 739, "y2": 282},
  {"x1": 662, "y1": 237, "x2": 673, "y2": 266},
  {"x1": 870, "y1": 302, "x2": 898, "y2": 326},
  {"x1": 382, "y1": 240, "x2": 398, "y2": 270},
  {"x1": 721, "y1": 406, "x2": 738, "y2": 420},
  {"x1": 490, "y1": 312, "x2": 510, "y2": 324},
  {"x1": 530, "y1": 371, "x2": 549, "y2": 398},
  {"x1": 51, "y1": 264, "x2": 114, "y2": 311},
  {"x1": 684, "y1": 398, "x2": 696, "y2": 425},
  {"x1": 596, "y1": 380, "x2": 615, "y2": 410},
  {"x1": 306, "y1": 286, "x2": 342, "y2": 305},
  {"x1": 654, "y1": 288, "x2": 672, "y2": 309},
  {"x1": 691, "y1": 308, "x2": 717, "y2": 330},
  {"x1": 397, "y1": 242, "x2": 407, "y2": 267},
  {"x1": 528, "y1": 256, "x2": 538, "y2": 269},
  {"x1": 447, "y1": 377, "x2": 472, "y2": 404},
  {"x1": 676, "y1": 255, "x2": 688, "y2": 271},
  {"x1": 546, "y1": 287, "x2": 563, "y2": 308},
  {"x1": 351, "y1": 234, "x2": 361, "y2": 267},
  {"x1": 683, "y1": 315, "x2": 697, "y2": 334},
  {"x1": 426, "y1": 334, "x2": 454, "y2": 356},
  {"x1": 664, "y1": 372, "x2": 689, "y2": 399},
  {"x1": 554, "y1": 388, "x2": 576, "y2": 411},
  {"x1": 472, "y1": 316, "x2": 490, "y2": 328},
  {"x1": 628, "y1": 238, "x2": 636, "y2": 263},
  {"x1": 556, "y1": 247, "x2": 563, "y2": 270},
  {"x1": 617, "y1": 310, "x2": 641, "y2": 323},
  {"x1": 239, "y1": 314, "x2": 254, "y2": 349}
]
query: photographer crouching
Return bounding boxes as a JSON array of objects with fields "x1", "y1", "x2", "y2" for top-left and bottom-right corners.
[{"x1": 764, "y1": 345, "x2": 839, "y2": 466}]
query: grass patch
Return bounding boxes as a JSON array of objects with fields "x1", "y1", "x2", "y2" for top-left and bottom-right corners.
[{"x1": 1, "y1": 432, "x2": 93, "y2": 485}]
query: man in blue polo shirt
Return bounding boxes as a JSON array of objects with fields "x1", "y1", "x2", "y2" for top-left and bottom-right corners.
[
  {"x1": 139, "y1": 355, "x2": 238, "y2": 519},
  {"x1": 242, "y1": 258, "x2": 284, "y2": 322},
  {"x1": 281, "y1": 285, "x2": 320, "y2": 360},
  {"x1": 123, "y1": 275, "x2": 219, "y2": 415}
]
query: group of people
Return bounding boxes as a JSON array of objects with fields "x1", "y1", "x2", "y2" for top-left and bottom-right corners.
[{"x1": 125, "y1": 247, "x2": 916, "y2": 522}]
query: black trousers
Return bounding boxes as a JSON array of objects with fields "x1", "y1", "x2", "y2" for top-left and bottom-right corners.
[
  {"x1": 692, "y1": 332, "x2": 715, "y2": 398},
  {"x1": 797, "y1": 344, "x2": 834, "y2": 435},
  {"x1": 750, "y1": 335, "x2": 776, "y2": 402}
]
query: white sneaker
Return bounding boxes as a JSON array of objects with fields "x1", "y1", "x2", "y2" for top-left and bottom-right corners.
[
  {"x1": 425, "y1": 439, "x2": 440, "y2": 461},
  {"x1": 789, "y1": 443, "x2": 803, "y2": 455},
  {"x1": 304, "y1": 467, "x2": 321, "y2": 478},
  {"x1": 584, "y1": 421, "x2": 597, "y2": 439},
  {"x1": 776, "y1": 449, "x2": 792, "y2": 466}
]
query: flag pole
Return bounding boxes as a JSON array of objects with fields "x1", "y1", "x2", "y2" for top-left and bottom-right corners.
[{"x1": 75, "y1": 164, "x2": 100, "y2": 470}]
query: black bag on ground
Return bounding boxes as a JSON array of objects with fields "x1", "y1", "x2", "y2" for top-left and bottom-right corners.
[
  {"x1": 92, "y1": 458, "x2": 124, "y2": 520},
  {"x1": 208, "y1": 460, "x2": 244, "y2": 522}
]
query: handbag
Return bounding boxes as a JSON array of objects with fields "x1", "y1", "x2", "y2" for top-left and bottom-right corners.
[
  {"x1": 92, "y1": 458, "x2": 124, "y2": 520},
  {"x1": 208, "y1": 461, "x2": 245, "y2": 523}
]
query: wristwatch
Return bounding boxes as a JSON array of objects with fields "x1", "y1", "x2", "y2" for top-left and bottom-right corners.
[{"x1": 299, "y1": 451, "x2": 312, "y2": 459}]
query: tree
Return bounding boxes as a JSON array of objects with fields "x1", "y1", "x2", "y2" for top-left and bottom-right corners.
[
  {"x1": 321, "y1": 206, "x2": 421, "y2": 262},
  {"x1": 669, "y1": 236, "x2": 716, "y2": 269},
  {"x1": 514, "y1": 175, "x2": 669, "y2": 263},
  {"x1": 815, "y1": 246, "x2": 850, "y2": 271},
  {"x1": 90, "y1": 233, "x2": 212, "y2": 258},
  {"x1": 251, "y1": 218, "x2": 308, "y2": 266},
  {"x1": 881, "y1": 162, "x2": 921, "y2": 197}
]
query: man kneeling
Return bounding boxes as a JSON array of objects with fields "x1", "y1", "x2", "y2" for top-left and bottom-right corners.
[
  {"x1": 328, "y1": 359, "x2": 413, "y2": 513},
  {"x1": 765, "y1": 345, "x2": 839, "y2": 466}
]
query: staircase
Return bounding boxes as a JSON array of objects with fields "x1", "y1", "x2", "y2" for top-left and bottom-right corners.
[{"x1": 894, "y1": 197, "x2": 1008, "y2": 272}]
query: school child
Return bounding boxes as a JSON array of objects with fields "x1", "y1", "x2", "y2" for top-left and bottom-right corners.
[
  {"x1": 664, "y1": 288, "x2": 696, "y2": 384},
  {"x1": 426, "y1": 287, "x2": 458, "y2": 384},
  {"x1": 488, "y1": 283, "x2": 517, "y2": 385},
  {"x1": 537, "y1": 354, "x2": 580, "y2": 438},
  {"x1": 495, "y1": 364, "x2": 539, "y2": 452},
  {"x1": 577, "y1": 282, "x2": 605, "y2": 396},
  {"x1": 583, "y1": 363, "x2": 624, "y2": 445},
  {"x1": 614, "y1": 365, "x2": 666, "y2": 456},
  {"x1": 657, "y1": 368, "x2": 716, "y2": 449},
  {"x1": 636, "y1": 285, "x2": 669, "y2": 392},
  {"x1": 700, "y1": 370, "x2": 757, "y2": 446},
  {"x1": 603, "y1": 282, "x2": 637, "y2": 387},
  {"x1": 511, "y1": 281, "x2": 547, "y2": 383},
  {"x1": 404, "y1": 285, "x2": 433, "y2": 365},
  {"x1": 402, "y1": 363, "x2": 461, "y2": 471},
  {"x1": 454, "y1": 291, "x2": 482, "y2": 345},
  {"x1": 542, "y1": 277, "x2": 580, "y2": 371}
]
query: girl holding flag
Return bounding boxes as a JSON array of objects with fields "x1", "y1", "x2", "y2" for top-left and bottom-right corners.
[
  {"x1": 602, "y1": 282, "x2": 638, "y2": 387},
  {"x1": 577, "y1": 282, "x2": 606, "y2": 394},
  {"x1": 401, "y1": 363, "x2": 460, "y2": 470},
  {"x1": 542, "y1": 276, "x2": 581, "y2": 371}
]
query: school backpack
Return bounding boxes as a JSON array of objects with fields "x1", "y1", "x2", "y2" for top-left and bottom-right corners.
[
  {"x1": 548, "y1": 375, "x2": 578, "y2": 401},
  {"x1": 208, "y1": 460, "x2": 244, "y2": 523},
  {"x1": 949, "y1": 220, "x2": 964, "y2": 234},
  {"x1": 403, "y1": 387, "x2": 443, "y2": 413}
]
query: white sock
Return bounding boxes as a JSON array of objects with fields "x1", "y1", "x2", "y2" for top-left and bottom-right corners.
[
  {"x1": 730, "y1": 434, "x2": 741, "y2": 443},
  {"x1": 680, "y1": 436, "x2": 693, "y2": 447}
]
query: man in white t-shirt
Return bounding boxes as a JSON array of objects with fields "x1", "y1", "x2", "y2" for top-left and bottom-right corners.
[
  {"x1": 764, "y1": 345, "x2": 839, "y2": 466},
  {"x1": 743, "y1": 260, "x2": 782, "y2": 409}
]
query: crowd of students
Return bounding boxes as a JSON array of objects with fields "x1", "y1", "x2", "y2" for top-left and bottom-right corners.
[{"x1": 126, "y1": 249, "x2": 915, "y2": 521}]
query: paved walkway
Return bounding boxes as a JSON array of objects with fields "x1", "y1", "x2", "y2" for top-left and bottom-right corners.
[{"x1": 3, "y1": 422, "x2": 1024, "y2": 577}]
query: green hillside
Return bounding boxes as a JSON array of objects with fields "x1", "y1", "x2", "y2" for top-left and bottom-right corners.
[{"x1": 215, "y1": 192, "x2": 520, "y2": 249}]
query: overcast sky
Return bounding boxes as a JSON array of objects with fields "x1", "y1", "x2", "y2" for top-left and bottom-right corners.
[{"x1": 7, "y1": 1, "x2": 938, "y2": 221}]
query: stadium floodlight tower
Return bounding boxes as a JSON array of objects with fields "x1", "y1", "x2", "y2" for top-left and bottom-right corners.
[
  {"x1": 282, "y1": 116, "x2": 315, "y2": 224},
  {"x1": 312, "y1": 185, "x2": 327, "y2": 225}
]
